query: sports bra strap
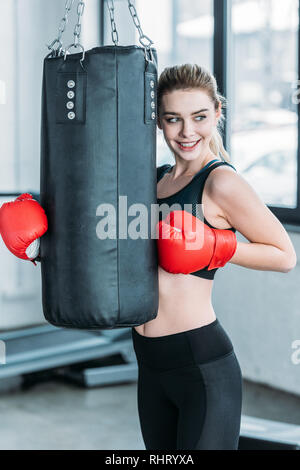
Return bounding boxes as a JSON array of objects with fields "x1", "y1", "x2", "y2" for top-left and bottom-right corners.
[
  {"x1": 202, "y1": 158, "x2": 220, "y2": 169},
  {"x1": 205, "y1": 161, "x2": 237, "y2": 173},
  {"x1": 157, "y1": 164, "x2": 172, "y2": 182},
  {"x1": 157, "y1": 159, "x2": 236, "y2": 183},
  {"x1": 197, "y1": 160, "x2": 237, "y2": 205}
]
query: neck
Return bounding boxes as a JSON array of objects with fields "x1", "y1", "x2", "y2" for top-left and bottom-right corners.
[{"x1": 170, "y1": 152, "x2": 219, "y2": 179}]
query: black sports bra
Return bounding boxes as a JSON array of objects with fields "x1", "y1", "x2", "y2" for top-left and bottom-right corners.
[{"x1": 157, "y1": 159, "x2": 237, "y2": 280}]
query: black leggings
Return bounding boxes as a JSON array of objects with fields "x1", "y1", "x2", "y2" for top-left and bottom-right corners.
[{"x1": 131, "y1": 319, "x2": 242, "y2": 450}]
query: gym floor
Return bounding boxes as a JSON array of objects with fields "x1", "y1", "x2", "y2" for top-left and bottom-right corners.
[{"x1": 0, "y1": 375, "x2": 299, "y2": 450}]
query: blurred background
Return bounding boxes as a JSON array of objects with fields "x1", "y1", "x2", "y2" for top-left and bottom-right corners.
[{"x1": 0, "y1": 0, "x2": 300, "y2": 450}]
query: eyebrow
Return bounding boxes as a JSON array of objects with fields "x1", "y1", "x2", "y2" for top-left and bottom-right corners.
[{"x1": 162, "y1": 108, "x2": 209, "y2": 116}]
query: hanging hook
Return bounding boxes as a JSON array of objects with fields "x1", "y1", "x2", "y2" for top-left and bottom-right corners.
[{"x1": 64, "y1": 43, "x2": 86, "y2": 68}]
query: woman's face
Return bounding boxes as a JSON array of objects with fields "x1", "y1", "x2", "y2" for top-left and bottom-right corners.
[{"x1": 157, "y1": 88, "x2": 221, "y2": 163}]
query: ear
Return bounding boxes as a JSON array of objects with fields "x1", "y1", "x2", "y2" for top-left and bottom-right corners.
[{"x1": 215, "y1": 101, "x2": 222, "y2": 125}]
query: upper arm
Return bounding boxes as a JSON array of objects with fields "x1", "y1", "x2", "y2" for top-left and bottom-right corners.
[{"x1": 207, "y1": 167, "x2": 297, "y2": 258}]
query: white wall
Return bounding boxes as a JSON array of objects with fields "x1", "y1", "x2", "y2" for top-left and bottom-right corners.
[{"x1": 214, "y1": 228, "x2": 300, "y2": 396}]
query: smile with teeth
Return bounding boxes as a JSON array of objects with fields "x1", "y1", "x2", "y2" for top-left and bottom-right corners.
[{"x1": 177, "y1": 139, "x2": 201, "y2": 150}]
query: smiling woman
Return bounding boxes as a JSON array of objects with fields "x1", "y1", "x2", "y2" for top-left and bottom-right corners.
[
  {"x1": 131, "y1": 62, "x2": 297, "y2": 451},
  {"x1": 156, "y1": 65, "x2": 229, "y2": 170}
]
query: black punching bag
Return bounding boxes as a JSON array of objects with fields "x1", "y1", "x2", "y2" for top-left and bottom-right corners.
[{"x1": 40, "y1": 1, "x2": 158, "y2": 329}]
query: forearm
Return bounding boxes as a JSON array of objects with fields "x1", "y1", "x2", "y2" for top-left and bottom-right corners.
[{"x1": 229, "y1": 241, "x2": 295, "y2": 273}]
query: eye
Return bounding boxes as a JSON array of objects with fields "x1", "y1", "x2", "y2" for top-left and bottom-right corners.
[{"x1": 165, "y1": 116, "x2": 206, "y2": 123}]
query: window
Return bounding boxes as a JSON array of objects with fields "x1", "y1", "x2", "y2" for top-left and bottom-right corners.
[
  {"x1": 135, "y1": 0, "x2": 214, "y2": 167},
  {"x1": 229, "y1": 0, "x2": 299, "y2": 209},
  {"x1": 103, "y1": 0, "x2": 300, "y2": 225}
]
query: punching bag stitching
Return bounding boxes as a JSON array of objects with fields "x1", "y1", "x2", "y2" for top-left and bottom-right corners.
[
  {"x1": 116, "y1": 47, "x2": 121, "y2": 324},
  {"x1": 42, "y1": 318, "x2": 143, "y2": 330}
]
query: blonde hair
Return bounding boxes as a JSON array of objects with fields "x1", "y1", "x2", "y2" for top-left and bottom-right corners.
[{"x1": 157, "y1": 64, "x2": 231, "y2": 163}]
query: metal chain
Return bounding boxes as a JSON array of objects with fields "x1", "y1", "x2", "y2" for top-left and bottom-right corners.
[
  {"x1": 73, "y1": 1, "x2": 85, "y2": 46},
  {"x1": 47, "y1": 0, "x2": 75, "y2": 55},
  {"x1": 49, "y1": 0, "x2": 153, "y2": 65},
  {"x1": 127, "y1": 0, "x2": 154, "y2": 49},
  {"x1": 106, "y1": 0, "x2": 154, "y2": 50},
  {"x1": 106, "y1": 0, "x2": 119, "y2": 46},
  {"x1": 63, "y1": 0, "x2": 85, "y2": 64}
]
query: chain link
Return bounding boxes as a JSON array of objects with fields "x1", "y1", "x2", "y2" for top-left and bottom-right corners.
[
  {"x1": 73, "y1": 1, "x2": 85, "y2": 45},
  {"x1": 106, "y1": 0, "x2": 119, "y2": 46},
  {"x1": 49, "y1": 0, "x2": 154, "y2": 64},
  {"x1": 105, "y1": 0, "x2": 154, "y2": 51},
  {"x1": 63, "y1": 1, "x2": 86, "y2": 64},
  {"x1": 47, "y1": 0, "x2": 75, "y2": 55},
  {"x1": 58, "y1": 0, "x2": 75, "y2": 42},
  {"x1": 127, "y1": 0, "x2": 154, "y2": 49}
]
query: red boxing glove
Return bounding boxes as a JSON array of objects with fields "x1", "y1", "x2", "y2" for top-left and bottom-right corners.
[
  {"x1": 156, "y1": 210, "x2": 237, "y2": 274},
  {"x1": 0, "y1": 193, "x2": 48, "y2": 265}
]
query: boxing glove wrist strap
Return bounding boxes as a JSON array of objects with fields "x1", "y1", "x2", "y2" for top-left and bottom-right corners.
[{"x1": 207, "y1": 229, "x2": 237, "y2": 270}]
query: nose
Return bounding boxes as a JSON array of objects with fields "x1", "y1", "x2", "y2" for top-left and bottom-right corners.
[{"x1": 179, "y1": 120, "x2": 198, "y2": 140}]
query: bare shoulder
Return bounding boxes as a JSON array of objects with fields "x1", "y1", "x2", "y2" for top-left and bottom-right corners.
[
  {"x1": 205, "y1": 163, "x2": 263, "y2": 222},
  {"x1": 203, "y1": 164, "x2": 238, "y2": 217},
  {"x1": 206, "y1": 163, "x2": 257, "y2": 201},
  {"x1": 205, "y1": 163, "x2": 294, "y2": 254},
  {"x1": 205, "y1": 163, "x2": 238, "y2": 189}
]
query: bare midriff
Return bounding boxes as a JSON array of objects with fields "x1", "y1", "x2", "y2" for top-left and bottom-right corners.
[{"x1": 134, "y1": 268, "x2": 216, "y2": 337}]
